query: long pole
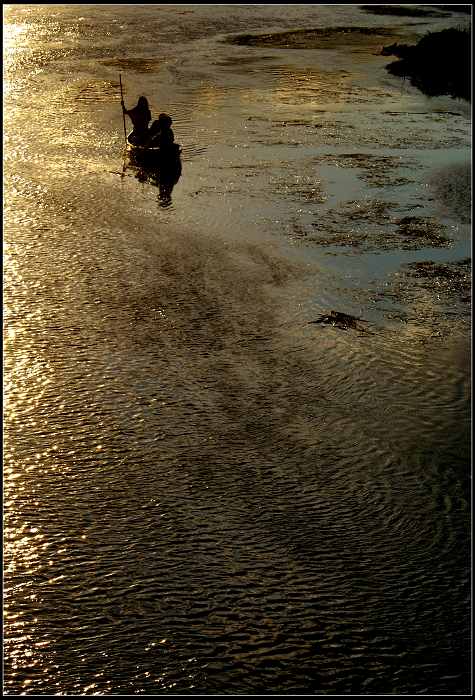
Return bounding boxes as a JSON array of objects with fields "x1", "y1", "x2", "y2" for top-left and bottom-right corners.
[{"x1": 119, "y1": 73, "x2": 127, "y2": 146}]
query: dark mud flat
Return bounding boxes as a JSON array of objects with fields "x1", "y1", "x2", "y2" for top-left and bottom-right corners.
[
  {"x1": 362, "y1": 4, "x2": 472, "y2": 16},
  {"x1": 360, "y1": 5, "x2": 452, "y2": 18},
  {"x1": 432, "y1": 4, "x2": 473, "y2": 13},
  {"x1": 228, "y1": 25, "x2": 409, "y2": 51}
]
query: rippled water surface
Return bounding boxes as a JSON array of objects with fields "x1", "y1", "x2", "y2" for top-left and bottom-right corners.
[{"x1": 3, "y1": 4, "x2": 471, "y2": 695}]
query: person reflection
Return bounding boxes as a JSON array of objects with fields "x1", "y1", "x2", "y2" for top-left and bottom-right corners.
[
  {"x1": 128, "y1": 149, "x2": 182, "y2": 207},
  {"x1": 150, "y1": 153, "x2": 182, "y2": 208}
]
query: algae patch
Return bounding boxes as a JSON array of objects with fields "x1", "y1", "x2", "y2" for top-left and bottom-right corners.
[
  {"x1": 405, "y1": 259, "x2": 471, "y2": 303},
  {"x1": 300, "y1": 203, "x2": 451, "y2": 253},
  {"x1": 314, "y1": 153, "x2": 416, "y2": 188},
  {"x1": 395, "y1": 217, "x2": 449, "y2": 247},
  {"x1": 372, "y1": 258, "x2": 471, "y2": 323}
]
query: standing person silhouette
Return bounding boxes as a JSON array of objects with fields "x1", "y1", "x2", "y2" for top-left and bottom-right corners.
[{"x1": 121, "y1": 96, "x2": 152, "y2": 145}]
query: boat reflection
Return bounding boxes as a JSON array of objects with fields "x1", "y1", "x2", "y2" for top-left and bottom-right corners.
[{"x1": 125, "y1": 144, "x2": 182, "y2": 208}]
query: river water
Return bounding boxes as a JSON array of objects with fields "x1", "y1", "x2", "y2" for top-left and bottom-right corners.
[{"x1": 3, "y1": 4, "x2": 471, "y2": 695}]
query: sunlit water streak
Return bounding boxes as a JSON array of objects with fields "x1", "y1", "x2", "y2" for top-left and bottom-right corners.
[{"x1": 3, "y1": 4, "x2": 470, "y2": 696}]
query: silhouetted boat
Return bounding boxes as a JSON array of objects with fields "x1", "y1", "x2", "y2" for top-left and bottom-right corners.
[{"x1": 126, "y1": 132, "x2": 181, "y2": 168}]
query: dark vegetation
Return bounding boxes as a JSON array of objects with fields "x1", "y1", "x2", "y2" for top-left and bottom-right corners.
[{"x1": 382, "y1": 28, "x2": 471, "y2": 101}]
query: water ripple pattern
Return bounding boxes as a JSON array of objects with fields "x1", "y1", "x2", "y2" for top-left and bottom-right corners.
[{"x1": 4, "y1": 4, "x2": 470, "y2": 696}]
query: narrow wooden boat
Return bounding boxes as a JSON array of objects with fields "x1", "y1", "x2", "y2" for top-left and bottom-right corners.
[{"x1": 126, "y1": 132, "x2": 181, "y2": 168}]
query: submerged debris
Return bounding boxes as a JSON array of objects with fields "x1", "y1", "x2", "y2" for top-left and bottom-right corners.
[{"x1": 309, "y1": 310, "x2": 369, "y2": 331}]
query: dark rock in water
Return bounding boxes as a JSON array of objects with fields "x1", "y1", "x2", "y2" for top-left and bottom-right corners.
[
  {"x1": 382, "y1": 28, "x2": 471, "y2": 101},
  {"x1": 309, "y1": 310, "x2": 368, "y2": 331}
]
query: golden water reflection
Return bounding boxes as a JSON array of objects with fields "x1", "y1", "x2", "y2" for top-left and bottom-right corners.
[{"x1": 3, "y1": 4, "x2": 471, "y2": 695}]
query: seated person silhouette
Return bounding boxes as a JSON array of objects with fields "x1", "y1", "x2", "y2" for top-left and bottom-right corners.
[
  {"x1": 121, "y1": 96, "x2": 151, "y2": 145},
  {"x1": 148, "y1": 113, "x2": 176, "y2": 152}
]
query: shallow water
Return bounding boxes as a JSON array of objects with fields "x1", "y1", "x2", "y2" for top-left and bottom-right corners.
[{"x1": 3, "y1": 4, "x2": 471, "y2": 695}]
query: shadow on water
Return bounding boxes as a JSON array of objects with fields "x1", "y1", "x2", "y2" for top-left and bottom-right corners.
[{"x1": 123, "y1": 146, "x2": 182, "y2": 208}]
